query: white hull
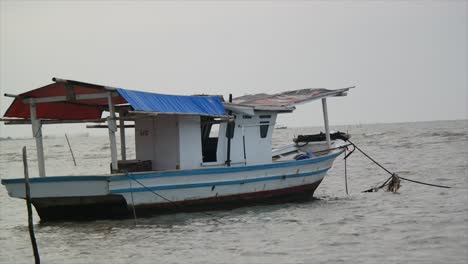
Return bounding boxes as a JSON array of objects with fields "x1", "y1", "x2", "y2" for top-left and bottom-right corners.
[{"x1": 2, "y1": 151, "x2": 342, "y2": 221}]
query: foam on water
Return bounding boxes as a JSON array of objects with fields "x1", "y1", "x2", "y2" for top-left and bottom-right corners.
[{"x1": 1, "y1": 120, "x2": 467, "y2": 263}]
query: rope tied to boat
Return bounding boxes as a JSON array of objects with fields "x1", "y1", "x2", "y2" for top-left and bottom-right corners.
[
  {"x1": 123, "y1": 171, "x2": 224, "y2": 224},
  {"x1": 339, "y1": 139, "x2": 453, "y2": 193}
]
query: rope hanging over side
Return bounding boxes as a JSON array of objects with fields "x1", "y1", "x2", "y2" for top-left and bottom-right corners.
[
  {"x1": 342, "y1": 139, "x2": 453, "y2": 192},
  {"x1": 124, "y1": 172, "x2": 223, "y2": 224}
]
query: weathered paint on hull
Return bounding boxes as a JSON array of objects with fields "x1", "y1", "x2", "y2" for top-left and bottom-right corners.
[
  {"x1": 132, "y1": 180, "x2": 323, "y2": 217},
  {"x1": 31, "y1": 180, "x2": 322, "y2": 221},
  {"x1": 3, "y1": 151, "x2": 343, "y2": 221}
]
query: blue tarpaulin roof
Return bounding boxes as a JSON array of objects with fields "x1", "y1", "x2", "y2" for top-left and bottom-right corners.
[{"x1": 117, "y1": 88, "x2": 226, "y2": 116}]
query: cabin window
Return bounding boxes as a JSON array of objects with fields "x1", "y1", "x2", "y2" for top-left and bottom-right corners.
[
  {"x1": 260, "y1": 121, "x2": 269, "y2": 138},
  {"x1": 242, "y1": 115, "x2": 252, "y2": 119},
  {"x1": 209, "y1": 124, "x2": 220, "y2": 137},
  {"x1": 259, "y1": 115, "x2": 271, "y2": 119},
  {"x1": 201, "y1": 117, "x2": 218, "y2": 162}
]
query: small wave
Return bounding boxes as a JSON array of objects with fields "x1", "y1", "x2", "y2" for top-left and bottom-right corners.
[
  {"x1": 395, "y1": 142, "x2": 413, "y2": 149},
  {"x1": 396, "y1": 170, "x2": 411, "y2": 174},
  {"x1": 413, "y1": 140, "x2": 457, "y2": 147},
  {"x1": 362, "y1": 132, "x2": 386, "y2": 137},
  {"x1": 82, "y1": 154, "x2": 107, "y2": 160},
  {"x1": 416, "y1": 131, "x2": 468, "y2": 138},
  {"x1": 435, "y1": 178, "x2": 451, "y2": 182},
  {"x1": 0, "y1": 152, "x2": 18, "y2": 157}
]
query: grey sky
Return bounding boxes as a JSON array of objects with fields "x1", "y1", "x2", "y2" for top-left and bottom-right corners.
[{"x1": 0, "y1": 0, "x2": 467, "y2": 137}]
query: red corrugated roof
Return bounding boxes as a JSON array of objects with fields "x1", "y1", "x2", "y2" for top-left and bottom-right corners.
[{"x1": 3, "y1": 82, "x2": 127, "y2": 120}]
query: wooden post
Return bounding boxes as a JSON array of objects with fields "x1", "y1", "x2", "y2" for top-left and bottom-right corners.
[
  {"x1": 65, "y1": 134, "x2": 77, "y2": 166},
  {"x1": 321, "y1": 98, "x2": 331, "y2": 150},
  {"x1": 23, "y1": 147, "x2": 41, "y2": 264},
  {"x1": 119, "y1": 111, "x2": 127, "y2": 161},
  {"x1": 29, "y1": 102, "x2": 46, "y2": 177},
  {"x1": 107, "y1": 93, "x2": 118, "y2": 172}
]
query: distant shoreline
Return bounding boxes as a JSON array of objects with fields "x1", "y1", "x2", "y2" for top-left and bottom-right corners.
[{"x1": 1, "y1": 119, "x2": 466, "y2": 140}]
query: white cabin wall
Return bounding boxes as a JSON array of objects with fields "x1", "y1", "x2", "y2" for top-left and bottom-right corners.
[
  {"x1": 242, "y1": 112, "x2": 277, "y2": 165},
  {"x1": 153, "y1": 115, "x2": 180, "y2": 170},
  {"x1": 178, "y1": 115, "x2": 203, "y2": 170},
  {"x1": 216, "y1": 122, "x2": 227, "y2": 163},
  {"x1": 217, "y1": 112, "x2": 277, "y2": 166},
  {"x1": 134, "y1": 115, "x2": 180, "y2": 171},
  {"x1": 229, "y1": 116, "x2": 247, "y2": 165},
  {"x1": 135, "y1": 117, "x2": 156, "y2": 167}
]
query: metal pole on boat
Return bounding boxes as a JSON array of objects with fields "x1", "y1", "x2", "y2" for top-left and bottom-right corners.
[
  {"x1": 225, "y1": 94, "x2": 233, "y2": 166},
  {"x1": 22, "y1": 147, "x2": 41, "y2": 264},
  {"x1": 242, "y1": 125, "x2": 247, "y2": 164},
  {"x1": 321, "y1": 98, "x2": 331, "y2": 150},
  {"x1": 119, "y1": 110, "x2": 127, "y2": 161},
  {"x1": 29, "y1": 101, "x2": 46, "y2": 177},
  {"x1": 107, "y1": 93, "x2": 118, "y2": 172}
]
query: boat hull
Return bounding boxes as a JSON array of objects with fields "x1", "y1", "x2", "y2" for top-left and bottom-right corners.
[
  {"x1": 31, "y1": 181, "x2": 322, "y2": 221},
  {"x1": 2, "y1": 151, "x2": 342, "y2": 221}
]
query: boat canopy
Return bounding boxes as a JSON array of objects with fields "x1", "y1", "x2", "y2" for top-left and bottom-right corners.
[
  {"x1": 232, "y1": 87, "x2": 353, "y2": 108},
  {"x1": 3, "y1": 78, "x2": 226, "y2": 120},
  {"x1": 116, "y1": 88, "x2": 225, "y2": 116}
]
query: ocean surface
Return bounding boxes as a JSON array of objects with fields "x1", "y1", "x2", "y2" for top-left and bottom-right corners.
[{"x1": 0, "y1": 120, "x2": 467, "y2": 264}]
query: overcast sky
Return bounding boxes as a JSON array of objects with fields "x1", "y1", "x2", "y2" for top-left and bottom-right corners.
[{"x1": 0, "y1": 0, "x2": 467, "y2": 137}]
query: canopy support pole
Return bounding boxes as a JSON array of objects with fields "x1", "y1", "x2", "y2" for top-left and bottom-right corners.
[
  {"x1": 108, "y1": 93, "x2": 118, "y2": 172},
  {"x1": 321, "y1": 98, "x2": 331, "y2": 150},
  {"x1": 29, "y1": 102, "x2": 46, "y2": 177},
  {"x1": 119, "y1": 111, "x2": 127, "y2": 161}
]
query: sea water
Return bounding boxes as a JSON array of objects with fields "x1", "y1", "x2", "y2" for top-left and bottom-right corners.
[{"x1": 0, "y1": 120, "x2": 467, "y2": 264}]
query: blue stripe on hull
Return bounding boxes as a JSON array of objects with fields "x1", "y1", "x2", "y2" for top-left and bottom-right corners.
[
  {"x1": 110, "y1": 167, "x2": 331, "y2": 194},
  {"x1": 109, "y1": 150, "x2": 341, "y2": 181},
  {"x1": 1, "y1": 175, "x2": 109, "y2": 184},
  {"x1": 1, "y1": 150, "x2": 342, "y2": 185}
]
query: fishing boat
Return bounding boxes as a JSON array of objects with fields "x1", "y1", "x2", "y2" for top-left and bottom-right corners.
[{"x1": 1, "y1": 78, "x2": 353, "y2": 221}]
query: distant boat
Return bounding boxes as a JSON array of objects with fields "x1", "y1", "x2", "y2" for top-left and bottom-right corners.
[
  {"x1": 275, "y1": 124, "x2": 287, "y2": 129},
  {"x1": 1, "y1": 77, "x2": 354, "y2": 221}
]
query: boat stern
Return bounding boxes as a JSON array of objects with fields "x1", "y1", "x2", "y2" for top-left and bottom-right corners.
[
  {"x1": 1, "y1": 175, "x2": 130, "y2": 221},
  {"x1": 1, "y1": 175, "x2": 110, "y2": 198}
]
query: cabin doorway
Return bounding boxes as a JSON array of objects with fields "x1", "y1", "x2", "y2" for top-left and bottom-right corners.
[{"x1": 201, "y1": 117, "x2": 219, "y2": 162}]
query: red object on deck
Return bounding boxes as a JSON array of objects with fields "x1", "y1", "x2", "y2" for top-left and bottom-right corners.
[{"x1": 3, "y1": 82, "x2": 126, "y2": 120}]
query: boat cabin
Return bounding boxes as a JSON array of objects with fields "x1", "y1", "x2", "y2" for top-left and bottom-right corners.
[{"x1": 134, "y1": 108, "x2": 283, "y2": 172}]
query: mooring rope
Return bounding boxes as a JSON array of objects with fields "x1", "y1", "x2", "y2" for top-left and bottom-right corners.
[
  {"x1": 344, "y1": 149, "x2": 349, "y2": 195},
  {"x1": 128, "y1": 178, "x2": 138, "y2": 226},
  {"x1": 123, "y1": 172, "x2": 223, "y2": 224},
  {"x1": 343, "y1": 139, "x2": 453, "y2": 192},
  {"x1": 397, "y1": 176, "x2": 451, "y2": 189}
]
